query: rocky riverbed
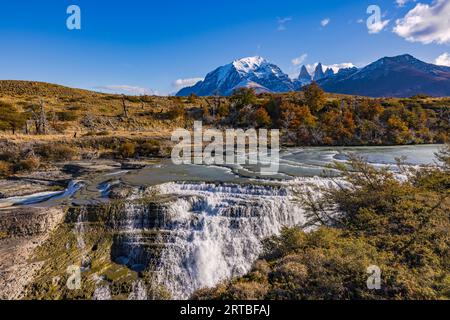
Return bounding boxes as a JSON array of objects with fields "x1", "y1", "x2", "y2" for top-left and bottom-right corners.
[{"x1": 0, "y1": 160, "x2": 143, "y2": 299}]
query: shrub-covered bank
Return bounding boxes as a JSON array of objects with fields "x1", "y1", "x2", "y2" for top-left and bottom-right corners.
[{"x1": 194, "y1": 146, "x2": 450, "y2": 300}]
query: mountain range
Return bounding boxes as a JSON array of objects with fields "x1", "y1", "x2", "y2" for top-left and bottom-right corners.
[{"x1": 176, "y1": 54, "x2": 450, "y2": 98}]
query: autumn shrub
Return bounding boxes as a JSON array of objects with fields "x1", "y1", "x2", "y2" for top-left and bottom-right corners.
[
  {"x1": 138, "y1": 140, "x2": 161, "y2": 157},
  {"x1": 83, "y1": 130, "x2": 110, "y2": 137},
  {"x1": 117, "y1": 142, "x2": 136, "y2": 159},
  {"x1": 14, "y1": 155, "x2": 40, "y2": 172},
  {"x1": 0, "y1": 161, "x2": 11, "y2": 176},
  {"x1": 35, "y1": 143, "x2": 78, "y2": 162},
  {"x1": 251, "y1": 108, "x2": 272, "y2": 128},
  {"x1": 194, "y1": 280, "x2": 268, "y2": 301},
  {"x1": 167, "y1": 105, "x2": 185, "y2": 120},
  {"x1": 188, "y1": 93, "x2": 198, "y2": 104}
]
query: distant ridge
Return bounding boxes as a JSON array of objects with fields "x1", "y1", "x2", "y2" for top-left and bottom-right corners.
[
  {"x1": 318, "y1": 54, "x2": 450, "y2": 97},
  {"x1": 0, "y1": 80, "x2": 99, "y2": 97},
  {"x1": 177, "y1": 54, "x2": 450, "y2": 98}
]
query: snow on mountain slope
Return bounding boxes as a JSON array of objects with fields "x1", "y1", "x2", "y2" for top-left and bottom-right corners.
[
  {"x1": 176, "y1": 56, "x2": 294, "y2": 96},
  {"x1": 176, "y1": 54, "x2": 450, "y2": 98}
]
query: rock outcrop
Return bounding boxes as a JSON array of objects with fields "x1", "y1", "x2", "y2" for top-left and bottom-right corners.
[{"x1": 0, "y1": 207, "x2": 65, "y2": 299}]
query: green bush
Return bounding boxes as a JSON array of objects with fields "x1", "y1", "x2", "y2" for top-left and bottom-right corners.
[
  {"x1": 57, "y1": 111, "x2": 79, "y2": 122},
  {"x1": 0, "y1": 101, "x2": 26, "y2": 134}
]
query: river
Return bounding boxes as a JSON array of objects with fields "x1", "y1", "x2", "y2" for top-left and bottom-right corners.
[{"x1": 0, "y1": 144, "x2": 443, "y2": 299}]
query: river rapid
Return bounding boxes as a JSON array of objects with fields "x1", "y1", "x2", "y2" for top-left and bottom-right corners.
[{"x1": 0, "y1": 145, "x2": 442, "y2": 299}]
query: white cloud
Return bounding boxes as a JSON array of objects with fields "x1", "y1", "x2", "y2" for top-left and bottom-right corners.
[
  {"x1": 94, "y1": 85, "x2": 156, "y2": 96},
  {"x1": 305, "y1": 62, "x2": 356, "y2": 75},
  {"x1": 396, "y1": 0, "x2": 417, "y2": 7},
  {"x1": 357, "y1": 19, "x2": 365, "y2": 24},
  {"x1": 435, "y1": 52, "x2": 450, "y2": 66},
  {"x1": 393, "y1": 0, "x2": 450, "y2": 44},
  {"x1": 396, "y1": 0, "x2": 410, "y2": 7},
  {"x1": 321, "y1": 18, "x2": 330, "y2": 27},
  {"x1": 172, "y1": 77, "x2": 204, "y2": 91},
  {"x1": 277, "y1": 17, "x2": 292, "y2": 31},
  {"x1": 368, "y1": 19, "x2": 390, "y2": 34},
  {"x1": 291, "y1": 54, "x2": 308, "y2": 66}
]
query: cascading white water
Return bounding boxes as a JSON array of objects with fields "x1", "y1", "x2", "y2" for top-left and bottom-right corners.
[
  {"x1": 93, "y1": 285, "x2": 112, "y2": 300},
  {"x1": 74, "y1": 210, "x2": 86, "y2": 250},
  {"x1": 72, "y1": 206, "x2": 92, "y2": 273},
  {"x1": 150, "y1": 180, "x2": 324, "y2": 299},
  {"x1": 128, "y1": 280, "x2": 148, "y2": 300}
]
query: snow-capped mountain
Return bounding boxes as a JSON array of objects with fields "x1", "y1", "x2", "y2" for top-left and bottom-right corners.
[
  {"x1": 318, "y1": 54, "x2": 450, "y2": 97},
  {"x1": 176, "y1": 56, "x2": 294, "y2": 96},
  {"x1": 176, "y1": 54, "x2": 450, "y2": 98}
]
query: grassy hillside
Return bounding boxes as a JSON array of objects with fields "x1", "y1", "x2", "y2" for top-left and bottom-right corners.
[
  {"x1": 0, "y1": 81, "x2": 448, "y2": 176},
  {"x1": 0, "y1": 80, "x2": 192, "y2": 134}
]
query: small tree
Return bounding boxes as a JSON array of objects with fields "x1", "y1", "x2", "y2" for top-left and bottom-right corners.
[
  {"x1": 39, "y1": 99, "x2": 48, "y2": 134},
  {"x1": 26, "y1": 100, "x2": 48, "y2": 134},
  {"x1": 303, "y1": 82, "x2": 326, "y2": 112},
  {"x1": 0, "y1": 101, "x2": 26, "y2": 134},
  {"x1": 231, "y1": 88, "x2": 257, "y2": 111},
  {"x1": 122, "y1": 95, "x2": 129, "y2": 118}
]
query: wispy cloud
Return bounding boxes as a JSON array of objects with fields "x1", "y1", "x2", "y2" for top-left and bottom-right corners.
[
  {"x1": 291, "y1": 53, "x2": 308, "y2": 66},
  {"x1": 435, "y1": 52, "x2": 450, "y2": 66},
  {"x1": 365, "y1": 5, "x2": 390, "y2": 34},
  {"x1": 94, "y1": 85, "x2": 157, "y2": 96},
  {"x1": 277, "y1": 17, "x2": 292, "y2": 31},
  {"x1": 321, "y1": 18, "x2": 330, "y2": 27},
  {"x1": 393, "y1": 0, "x2": 450, "y2": 44},
  {"x1": 396, "y1": 0, "x2": 415, "y2": 7},
  {"x1": 368, "y1": 19, "x2": 390, "y2": 34},
  {"x1": 172, "y1": 78, "x2": 204, "y2": 91}
]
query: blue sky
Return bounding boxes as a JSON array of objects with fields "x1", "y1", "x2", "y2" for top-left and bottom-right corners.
[{"x1": 0, "y1": 0, "x2": 449, "y2": 95}]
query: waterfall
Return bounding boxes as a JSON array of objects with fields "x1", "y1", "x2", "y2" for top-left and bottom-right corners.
[
  {"x1": 93, "y1": 285, "x2": 112, "y2": 300},
  {"x1": 108, "y1": 177, "x2": 332, "y2": 299},
  {"x1": 128, "y1": 280, "x2": 148, "y2": 300},
  {"x1": 74, "y1": 208, "x2": 86, "y2": 250},
  {"x1": 150, "y1": 181, "x2": 311, "y2": 299},
  {"x1": 72, "y1": 207, "x2": 92, "y2": 271}
]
